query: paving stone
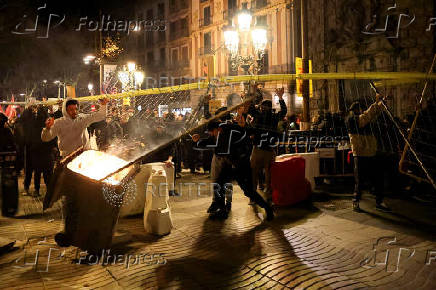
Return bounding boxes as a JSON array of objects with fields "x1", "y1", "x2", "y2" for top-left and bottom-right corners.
[{"x1": 1, "y1": 174, "x2": 436, "y2": 289}]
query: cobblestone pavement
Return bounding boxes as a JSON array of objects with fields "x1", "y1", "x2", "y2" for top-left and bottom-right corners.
[{"x1": 0, "y1": 172, "x2": 435, "y2": 289}]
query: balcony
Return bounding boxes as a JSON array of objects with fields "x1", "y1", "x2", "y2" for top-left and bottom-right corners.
[{"x1": 169, "y1": 27, "x2": 189, "y2": 41}]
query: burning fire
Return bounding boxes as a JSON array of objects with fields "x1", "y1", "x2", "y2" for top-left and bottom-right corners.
[{"x1": 67, "y1": 150, "x2": 131, "y2": 185}]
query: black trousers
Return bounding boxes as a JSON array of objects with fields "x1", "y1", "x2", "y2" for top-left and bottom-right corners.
[
  {"x1": 353, "y1": 156, "x2": 384, "y2": 204},
  {"x1": 212, "y1": 155, "x2": 270, "y2": 210},
  {"x1": 202, "y1": 150, "x2": 213, "y2": 173},
  {"x1": 24, "y1": 146, "x2": 54, "y2": 192},
  {"x1": 24, "y1": 147, "x2": 35, "y2": 190}
]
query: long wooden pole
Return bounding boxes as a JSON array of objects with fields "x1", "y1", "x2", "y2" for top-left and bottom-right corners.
[
  {"x1": 399, "y1": 54, "x2": 436, "y2": 180},
  {"x1": 370, "y1": 79, "x2": 436, "y2": 191},
  {"x1": 99, "y1": 96, "x2": 256, "y2": 181}
]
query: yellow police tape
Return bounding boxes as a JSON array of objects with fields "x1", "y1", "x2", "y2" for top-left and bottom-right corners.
[{"x1": 43, "y1": 72, "x2": 436, "y2": 105}]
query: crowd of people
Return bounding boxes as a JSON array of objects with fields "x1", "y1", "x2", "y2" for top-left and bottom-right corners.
[{"x1": 2, "y1": 87, "x2": 432, "y2": 221}]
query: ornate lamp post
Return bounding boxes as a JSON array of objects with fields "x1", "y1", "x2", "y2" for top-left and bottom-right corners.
[
  {"x1": 117, "y1": 62, "x2": 145, "y2": 92},
  {"x1": 223, "y1": 3, "x2": 268, "y2": 76}
]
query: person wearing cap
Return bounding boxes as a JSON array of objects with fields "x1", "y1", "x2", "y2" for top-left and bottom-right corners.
[
  {"x1": 346, "y1": 93, "x2": 391, "y2": 212},
  {"x1": 41, "y1": 97, "x2": 108, "y2": 157},
  {"x1": 192, "y1": 120, "x2": 274, "y2": 221},
  {"x1": 248, "y1": 88, "x2": 287, "y2": 202}
]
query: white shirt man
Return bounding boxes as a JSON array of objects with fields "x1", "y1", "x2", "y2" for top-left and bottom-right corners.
[{"x1": 41, "y1": 97, "x2": 108, "y2": 157}]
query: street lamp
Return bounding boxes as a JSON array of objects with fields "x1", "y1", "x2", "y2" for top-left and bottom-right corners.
[
  {"x1": 127, "y1": 62, "x2": 136, "y2": 72},
  {"x1": 54, "y1": 80, "x2": 66, "y2": 99},
  {"x1": 117, "y1": 63, "x2": 145, "y2": 92},
  {"x1": 251, "y1": 27, "x2": 268, "y2": 54},
  {"x1": 237, "y1": 5, "x2": 252, "y2": 31},
  {"x1": 134, "y1": 71, "x2": 145, "y2": 89},
  {"x1": 83, "y1": 55, "x2": 96, "y2": 65},
  {"x1": 223, "y1": 3, "x2": 268, "y2": 75},
  {"x1": 223, "y1": 26, "x2": 239, "y2": 56},
  {"x1": 88, "y1": 83, "x2": 94, "y2": 95}
]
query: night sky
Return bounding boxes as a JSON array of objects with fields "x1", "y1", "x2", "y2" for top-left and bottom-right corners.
[{"x1": 0, "y1": 0, "x2": 140, "y2": 97}]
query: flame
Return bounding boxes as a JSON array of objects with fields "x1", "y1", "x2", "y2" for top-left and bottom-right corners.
[{"x1": 67, "y1": 150, "x2": 131, "y2": 185}]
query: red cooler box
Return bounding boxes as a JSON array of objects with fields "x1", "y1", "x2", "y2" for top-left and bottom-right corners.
[{"x1": 271, "y1": 156, "x2": 311, "y2": 206}]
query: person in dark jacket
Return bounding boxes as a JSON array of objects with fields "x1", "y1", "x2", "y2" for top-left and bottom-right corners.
[
  {"x1": 0, "y1": 113, "x2": 15, "y2": 152},
  {"x1": 22, "y1": 105, "x2": 56, "y2": 196},
  {"x1": 0, "y1": 113, "x2": 18, "y2": 217},
  {"x1": 346, "y1": 94, "x2": 391, "y2": 213},
  {"x1": 21, "y1": 106, "x2": 39, "y2": 196},
  {"x1": 248, "y1": 88, "x2": 287, "y2": 200},
  {"x1": 192, "y1": 121, "x2": 274, "y2": 221},
  {"x1": 35, "y1": 105, "x2": 57, "y2": 195}
]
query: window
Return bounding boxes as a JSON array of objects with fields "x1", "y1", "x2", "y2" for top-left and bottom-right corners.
[
  {"x1": 159, "y1": 28, "x2": 166, "y2": 42},
  {"x1": 146, "y1": 9, "x2": 153, "y2": 20},
  {"x1": 203, "y1": 6, "x2": 211, "y2": 26},
  {"x1": 228, "y1": 0, "x2": 237, "y2": 10},
  {"x1": 169, "y1": 0, "x2": 176, "y2": 12},
  {"x1": 147, "y1": 52, "x2": 154, "y2": 63},
  {"x1": 160, "y1": 48, "x2": 166, "y2": 65},
  {"x1": 171, "y1": 48, "x2": 178, "y2": 65},
  {"x1": 204, "y1": 32, "x2": 211, "y2": 53},
  {"x1": 158, "y1": 3, "x2": 165, "y2": 18},
  {"x1": 180, "y1": 17, "x2": 188, "y2": 36},
  {"x1": 146, "y1": 30, "x2": 153, "y2": 43},
  {"x1": 255, "y1": 0, "x2": 268, "y2": 9},
  {"x1": 181, "y1": 46, "x2": 189, "y2": 64},
  {"x1": 170, "y1": 21, "x2": 176, "y2": 40},
  {"x1": 255, "y1": 15, "x2": 267, "y2": 26}
]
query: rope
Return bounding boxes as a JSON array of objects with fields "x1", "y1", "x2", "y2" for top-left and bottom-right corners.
[{"x1": 35, "y1": 72, "x2": 436, "y2": 106}]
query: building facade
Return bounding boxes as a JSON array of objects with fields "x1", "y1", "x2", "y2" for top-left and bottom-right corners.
[{"x1": 132, "y1": 0, "x2": 435, "y2": 118}]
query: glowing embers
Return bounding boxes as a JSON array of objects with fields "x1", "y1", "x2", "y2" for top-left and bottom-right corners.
[{"x1": 67, "y1": 150, "x2": 130, "y2": 185}]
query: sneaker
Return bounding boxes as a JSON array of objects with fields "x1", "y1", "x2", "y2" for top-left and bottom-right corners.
[
  {"x1": 207, "y1": 201, "x2": 220, "y2": 213},
  {"x1": 209, "y1": 208, "x2": 228, "y2": 220},
  {"x1": 22, "y1": 187, "x2": 30, "y2": 196},
  {"x1": 352, "y1": 201, "x2": 361, "y2": 212},
  {"x1": 376, "y1": 202, "x2": 392, "y2": 212},
  {"x1": 225, "y1": 201, "x2": 232, "y2": 213},
  {"x1": 169, "y1": 190, "x2": 180, "y2": 197},
  {"x1": 54, "y1": 232, "x2": 71, "y2": 247},
  {"x1": 265, "y1": 207, "x2": 274, "y2": 221}
]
